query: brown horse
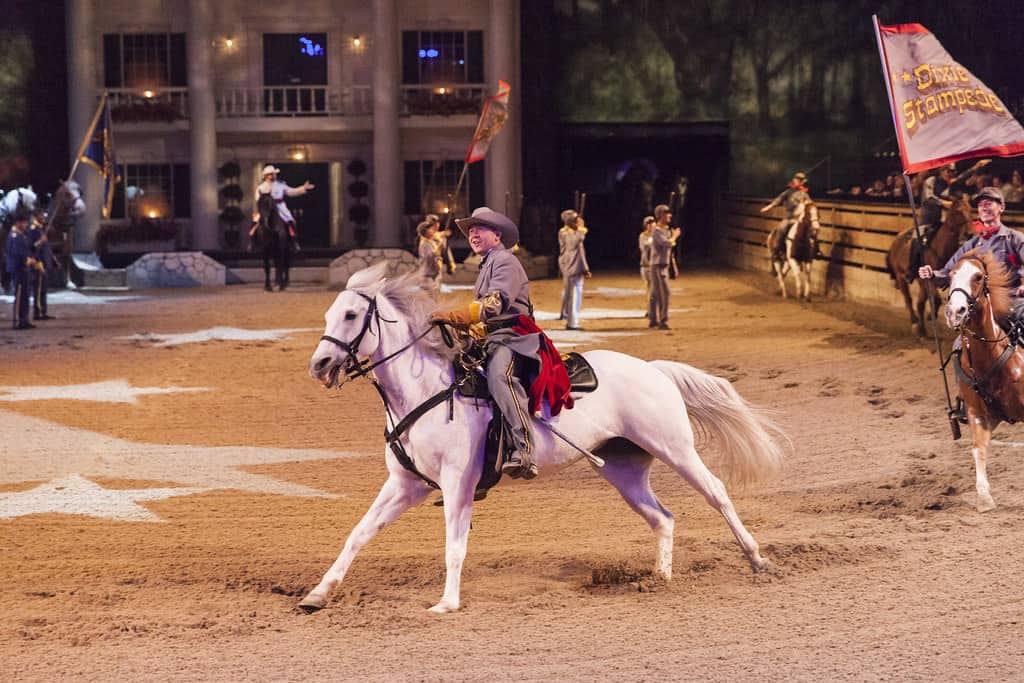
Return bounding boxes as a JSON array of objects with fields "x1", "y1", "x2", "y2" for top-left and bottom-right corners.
[
  {"x1": 886, "y1": 195, "x2": 972, "y2": 336},
  {"x1": 944, "y1": 249, "x2": 1024, "y2": 512},
  {"x1": 767, "y1": 199, "x2": 818, "y2": 301}
]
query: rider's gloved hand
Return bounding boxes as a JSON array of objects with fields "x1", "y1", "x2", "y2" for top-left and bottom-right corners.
[
  {"x1": 431, "y1": 307, "x2": 475, "y2": 329},
  {"x1": 919, "y1": 265, "x2": 934, "y2": 279}
]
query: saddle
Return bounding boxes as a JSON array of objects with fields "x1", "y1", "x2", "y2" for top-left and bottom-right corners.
[{"x1": 453, "y1": 351, "x2": 599, "y2": 400}]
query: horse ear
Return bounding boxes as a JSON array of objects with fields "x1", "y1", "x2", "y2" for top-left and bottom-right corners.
[{"x1": 345, "y1": 261, "x2": 391, "y2": 294}]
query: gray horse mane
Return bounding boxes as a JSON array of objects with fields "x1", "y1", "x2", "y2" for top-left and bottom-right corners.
[{"x1": 345, "y1": 262, "x2": 463, "y2": 361}]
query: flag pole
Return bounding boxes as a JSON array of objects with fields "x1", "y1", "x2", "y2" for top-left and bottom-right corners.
[{"x1": 873, "y1": 15, "x2": 959, "y2": 438}]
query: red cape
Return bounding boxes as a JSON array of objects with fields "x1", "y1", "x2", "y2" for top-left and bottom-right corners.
[{"x1": 511, "y1": 315, "x2": 574, "y2": 416}]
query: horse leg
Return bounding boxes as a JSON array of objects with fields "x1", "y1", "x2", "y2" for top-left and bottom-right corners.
[
  {"x1": 640, "y1": 434, "x2": 768, "y2": 572},
  {"x1": 429, "y1": 466, "x2": 480, "y2": 614},
  {"x1": 967, "y1": 412, "x2": 997, "y2": 512},
  {"x1": 298, "y1": 473, "x2": 432, "y2": 612},
  {"x1": 593, "y1": 450, "x2": 675, "y2": 579},
  {"x1": 773, "y1": 259, "x2": 788, "y2": 298},
  {"x1": 261, "y1": 246, "x2": 273, "y2": 291},
  {"x1": 788, "y1": 257, "x2": 807, "y2": 301}
]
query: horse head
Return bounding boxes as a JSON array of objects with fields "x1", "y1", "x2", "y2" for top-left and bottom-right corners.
[
  {"x1": 60, "y1": 180, "x2": 86, "y2": 217},
  {"x1": 945, "y1": 249, "x2": 1012, "y2": 330},
  {"x1": 947, "y1": 195, "x2": 974, "y2": 241},
  {"x1": 309, "y1": 263, "x2": 392, "y2": 388}
]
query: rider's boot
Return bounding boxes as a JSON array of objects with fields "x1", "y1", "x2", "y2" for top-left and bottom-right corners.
[{"x1": 501, "y1": 450, "x2": 538, "y2": 479}]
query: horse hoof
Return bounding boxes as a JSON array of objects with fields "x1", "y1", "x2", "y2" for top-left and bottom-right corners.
[
  {"x1": 298, "y1": 594, "x2": 326, "y2": 613},
  {"x1": 977, "y1": 497, "x2": 997, "y2": 513},
  {"x1": 750, "y1": 556, "x2": 772, "y2": 573},
  {"x1": 427, "y1": 600, "x2": 459, "y2": 614}
]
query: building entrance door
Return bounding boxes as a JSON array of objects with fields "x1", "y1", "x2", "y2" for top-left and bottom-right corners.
[{"x1": 273, "y1": 162, "x2": 331, "y2": 248}]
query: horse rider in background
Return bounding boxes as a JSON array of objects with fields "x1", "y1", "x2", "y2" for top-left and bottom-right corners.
[
  {"x1": 558, "y1": 208, "x2": 591, "y2": 331},
  {"x1": 648, "y1": 204, "x2": 680, "y2": 330},
  {"x1": 761, "y1": 171, "x2": 810, "y2": 266},
  {"x1": 256, "y1": 165, "x2": 314, "y2": 253}
]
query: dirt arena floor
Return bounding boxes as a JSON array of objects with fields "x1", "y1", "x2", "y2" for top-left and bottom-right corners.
[{"x1": 2, "y1": 266, "x2": 1024, "y2": 681}]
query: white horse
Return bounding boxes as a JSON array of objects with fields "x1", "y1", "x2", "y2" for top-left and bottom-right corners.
[
  {"x1": 0, "y1": 186, "x2": 38, "y2": 223},
  {"x1": 301, "y1": 263, "x2": 787, "y2": 613},
  {"x1": 768, "y1": 199, "x2": 819, "y2": 301}
]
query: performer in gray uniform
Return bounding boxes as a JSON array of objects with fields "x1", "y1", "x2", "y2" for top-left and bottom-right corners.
[
  {"x1": 558, "y1": 209, "x2": 591, "y2": 330},
  {"x1": 432, "y1": 207, "x2": 541, "y2": 478},
  {"x1": 647, "y1": 205, "x2": 680, "y2": 329},
  {"x1": 416, "y1": 220, "x2": 442, "y2": 292},
  {"x1": 639, "y1": 215, "x2": 654, "y2": 307}
]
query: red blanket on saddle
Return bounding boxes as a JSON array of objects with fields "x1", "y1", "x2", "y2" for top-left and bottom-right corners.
[{"x1": 512, "y1": 315, "x2": 574, "y2": 416}]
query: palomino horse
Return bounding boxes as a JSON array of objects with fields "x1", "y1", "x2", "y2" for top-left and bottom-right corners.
[
  {"x1": 887, "y1": 195, "x2": 972, "y2": 336},
  {"x1": 252, "y1": 193, "x2": 290, "y2": 291},
  {"x1": 300, "y1": 263, "x2": 787, "y2": 613},
  {"x1": 945, "y1": 249, "x2": 1024, "y2": 512},
  {"x1": 768, "y1": 199, "x2": 819, "y2": 301}
]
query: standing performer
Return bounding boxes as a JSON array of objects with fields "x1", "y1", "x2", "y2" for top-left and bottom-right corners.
[
  {"x1": 28, "y1": 207, "x2": 57, "y2": 320},
  {"x1": 426, "y1": 213, "x2": 457, "y2": 275},
  {"x1": 647, "y1": 205, "x2": 680, "y2": 329},
  {"x1": 416, "y1": 220, "x2": 443, "y2": 292},
  {"x1": 5, "y1": 209, "x2": 39, "y2": 330},
  {"x1": 639, "y1": 215, "x2": 655, "y2": 313},
  {"x1": 558, "y1": 209, "x2": 590, "y2": 330},
  {"x1": 432, "y1": 207, "x2": 566, "y2": 479},
  {"x1": 761, "y1": 171, "x2": 810, "y2": 266},
  {"x1": 255, "y1": 164, "x2": 314, "y2": 288}
]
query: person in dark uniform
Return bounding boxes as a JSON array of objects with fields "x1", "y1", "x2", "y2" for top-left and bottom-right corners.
[
  {"x1": 431, "y1": 207, "x2": 544, "y2": 479},
  {"x1": 5, "y1": 209, "x2": 39, "y2": 330},
  {"x1": 28, "y1": 208, "x2": 57, "y2": 320}
]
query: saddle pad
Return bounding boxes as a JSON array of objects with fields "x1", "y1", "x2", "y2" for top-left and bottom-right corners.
[{"x1": 454, "y1": 351, "x2": 598, "y2": 400}]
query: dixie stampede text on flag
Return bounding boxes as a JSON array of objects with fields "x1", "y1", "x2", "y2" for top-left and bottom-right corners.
[{"x1": 875, "y1": 21, "x2": 1024, "y2": 174}]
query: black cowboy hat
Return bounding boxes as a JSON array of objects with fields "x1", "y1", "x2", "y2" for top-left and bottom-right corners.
[
  {"x1": 454, "y1": 206, "x2": 520, "y2": 246},
  {"x1": 971, "y1": 186, "x2": 1005, "y2": 206}
]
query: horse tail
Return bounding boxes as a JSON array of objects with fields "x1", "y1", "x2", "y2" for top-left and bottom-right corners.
[{"x1": 650, "y1": 360, "x2": 787, "y2": 487}]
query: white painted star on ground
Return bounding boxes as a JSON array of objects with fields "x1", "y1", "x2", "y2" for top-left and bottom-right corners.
[
  {"x1": 0, "y1": 475, "x2": 202, "y2": 522},
  {"x1": 541, "y1": 329, "x2": 643, "y2": 349},
  {"x1": 0, "y1": 380, "x2": 208, "y2": 404},
  {"x1": 0, "y1": 291, "x2": 145, "y2": 305},
  {"x1": 589, "y1": 286, "x2": 646, "y2": 297},
  {"x1": 535, "y1": 307, "x2": 694, "y2": 321},
  {"x1": 119, "y1": 326, "x2": 319, "y2": 347},
  {"x1": 0, "y1": 410, "x2": 362, "y2": 521}
]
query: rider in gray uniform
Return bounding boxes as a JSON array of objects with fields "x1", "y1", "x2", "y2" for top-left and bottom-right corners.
[{"x1": 431, "y1": 207, "x2": 541, "y2": 479}]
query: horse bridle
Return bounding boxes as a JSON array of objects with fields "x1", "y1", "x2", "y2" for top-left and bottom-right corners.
[{"x1": 318, "y1": 291, "x2": 450, "y2": 383}]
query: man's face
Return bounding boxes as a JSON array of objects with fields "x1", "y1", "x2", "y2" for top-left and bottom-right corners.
[
  {"x1": 977, "y1": 198, "x2": 1004, "y2": 225},
  {"x1": 658, "y1": 211, "x2": 672, "y2": 225},
  {"x1": 468, "y1": 225, "x2": 502, "y2": 254}
]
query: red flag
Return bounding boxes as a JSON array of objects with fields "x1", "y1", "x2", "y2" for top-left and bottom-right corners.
[
  {"x1": 465, "y1": 80, "x2": 511, "y2": 164},
  {"x1": 876, "y1": 21, "x2": 1024, "y2": 174}
]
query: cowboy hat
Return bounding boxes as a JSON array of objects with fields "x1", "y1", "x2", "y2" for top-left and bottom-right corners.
[
  {"x1": 454, "y1": 206, "x2": 520, "y2": 246},
  {"x1": 971, "y1": 186, "x2": 1005, "y2": 206},
  {"x1": 260, "y1": 164, "x2": 281, "y2": 177}
]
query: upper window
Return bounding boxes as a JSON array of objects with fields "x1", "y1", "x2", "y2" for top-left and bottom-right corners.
[
  {"x1": 263, "y1": 33, "x2": 328, "y2": 86},
  {"x1": 401, "y1": 31, "x2": 484, "y2": 85},
  {"x1": 103, "y1": 34, "x2": 187, "y2": 88}
]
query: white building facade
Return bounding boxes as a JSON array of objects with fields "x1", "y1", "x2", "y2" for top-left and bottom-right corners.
[{"x1": 66, "y1": 0, "x2": 521, "y2": 251}]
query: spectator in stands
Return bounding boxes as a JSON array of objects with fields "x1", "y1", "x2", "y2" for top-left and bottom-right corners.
[
  {"x1": 1001, "y1": 169, "x2": 1024, "y2": 204},
  {"x1": 864, "y1": 179, "x2": 888, "y2": 198},
  {"x1": 848, "y1": 185, "x2": 863, "y2": 197}
]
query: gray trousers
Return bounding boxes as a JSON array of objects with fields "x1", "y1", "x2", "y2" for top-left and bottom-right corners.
[
  {"x1": 486, "y1": 344, "x2": 533, "y2": 457},
  {"x1": 647, "y1": 265, "x2": 670, "y2": 324}
]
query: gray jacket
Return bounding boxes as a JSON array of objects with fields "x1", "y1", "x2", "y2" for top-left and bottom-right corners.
[
  {"x1": 475, "y1": 245, "x2": 540, "y2": 356},
  {"x1": 649, "y1": 226, "x2": 675, "y2": 267},
  {"x1": 936, "y1": 224, "x2": 1024, "y2": 289},
  {"x1": 558, "y1": 226, "x2": 590, "y2": 277}
]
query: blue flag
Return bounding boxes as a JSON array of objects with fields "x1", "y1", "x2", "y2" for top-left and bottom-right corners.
[{"x1": 76, "y1": 96, "x2": 119, "y2": 218}]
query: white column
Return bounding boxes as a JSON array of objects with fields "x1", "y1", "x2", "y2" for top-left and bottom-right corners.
[
  {"x1": 371, "y1": 0, "x2": 401, "y2": 247},
  {"x1": 66, "y1": 0, "x2": 102, "y2": 251},
  {"x1": 486, "y1": 0, "x2": 520, "y2": 217},
  {"x1": 187, "y1": 0, "x2": 220, "y2": 250},
  {"x1": 329, "y1": 161, "x2": 343, "y2": 246}
]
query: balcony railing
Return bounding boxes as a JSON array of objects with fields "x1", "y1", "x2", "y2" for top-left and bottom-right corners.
[
  {"x1": 400, "y1": 84, "x2": 486, "y2": 116},
  {"x1": 216, "y1": 86, "x2": 372, "y2": 117},
  {"x1": 107, "y1": 87, "x2": 189, "y2": 123}
]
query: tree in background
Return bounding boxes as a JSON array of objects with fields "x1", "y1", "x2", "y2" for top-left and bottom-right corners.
[{"x1": 0, "y1": 29, "x2": 32, "y2": 186}]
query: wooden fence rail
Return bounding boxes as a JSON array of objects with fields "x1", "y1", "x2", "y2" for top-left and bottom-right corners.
[{"x1": 716, "y1": 195, "x2": 1024, "y2": 308}]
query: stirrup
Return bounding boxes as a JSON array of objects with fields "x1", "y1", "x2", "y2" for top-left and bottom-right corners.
[{"x1": 949, "y1": 397, "x2": 968, "y2": 424}]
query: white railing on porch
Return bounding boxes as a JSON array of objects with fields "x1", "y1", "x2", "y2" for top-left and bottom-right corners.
[
  {"x1": 106, "y1": 87, "x2": 189, "y2": 122},
  {"x1": 400, "y1": 84, "x2": 487, "y2": 116},
  {"x1": 216, "y1": 86, "x2": 372, "y2": 117}
]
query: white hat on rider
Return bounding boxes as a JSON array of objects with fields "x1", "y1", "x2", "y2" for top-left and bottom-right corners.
[{"x1": 261, "y1": 165, "x2": 281, "y2": 178}]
